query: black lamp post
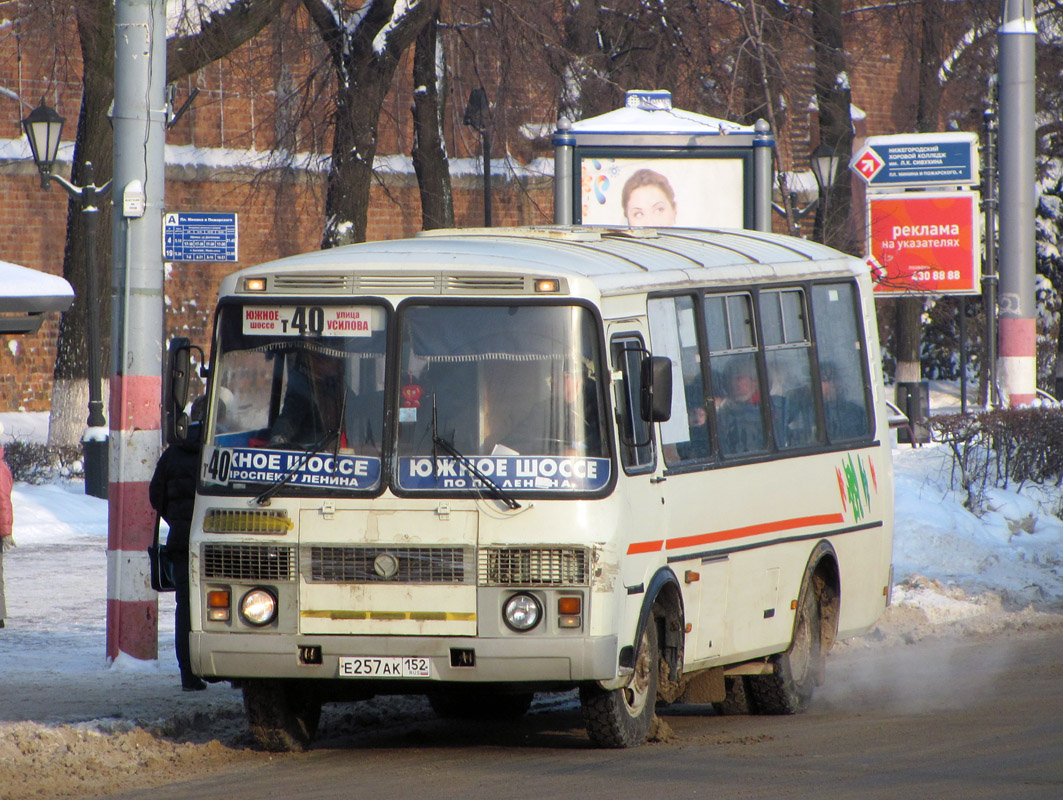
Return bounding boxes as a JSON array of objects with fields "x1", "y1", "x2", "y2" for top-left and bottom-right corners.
[
  {"x1": 22, "y1": 100, "x2": 112, "y2": 499},
  {"x1": 463, "y1": 88, "x2": 492, "y2": 227},
  {"x1": 810, "y1": 142, "x2": 841, "y2": 245}
]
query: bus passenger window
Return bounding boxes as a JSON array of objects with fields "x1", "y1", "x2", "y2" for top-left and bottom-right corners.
[
  {"x1": 761, "y1": 288, "x2": 818, "y2": 449},
  {"x1": 648, "y1": 296, "x2": 711, "y2": 466},
  {"x1": 704, "y1": 293, "x2": 767, "y2": 458},
  {"x1": 811, "y1": 283, "x2": 872, "y2": 441}
]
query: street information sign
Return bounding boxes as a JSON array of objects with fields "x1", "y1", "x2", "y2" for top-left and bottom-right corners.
[
  {"x1": 163, "y1": 212, "x2": 238, "y2": 262},
  {"x1": 867, "y1": 192, "x2": 981, "y2": 295},
  {"x1": 851, "y1": 132, "x2": 978, "y2": 188}
]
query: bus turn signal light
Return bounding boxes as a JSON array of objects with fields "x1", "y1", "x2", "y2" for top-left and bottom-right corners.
[{"x1": 207, "y1": 589, "x2": 231, "y2": 622}]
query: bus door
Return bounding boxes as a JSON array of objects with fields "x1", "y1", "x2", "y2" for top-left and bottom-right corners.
[
  {"x1": 645, "y1": 297, "x2": 732, "y2": 663},
  {"x1": 608, "y1": 324, "x2": 700, "y2": 655}
]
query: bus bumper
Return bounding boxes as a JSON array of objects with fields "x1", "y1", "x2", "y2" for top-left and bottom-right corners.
[{"x1": 190, "y1": 631, "x2": 619, "y2": 684}]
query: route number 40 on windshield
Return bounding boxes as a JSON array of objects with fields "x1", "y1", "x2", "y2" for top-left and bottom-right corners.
[{"x1": 242, "y1": 305, "x2": 374, "y2": 337}]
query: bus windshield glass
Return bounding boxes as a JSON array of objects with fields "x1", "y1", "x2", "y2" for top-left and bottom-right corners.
[
  {"x1": 202, "y1": 302, "x2": 388, "y2": 494},
  {"x1": 394, "y1": 303, "x2": 610, "y2": 495}
]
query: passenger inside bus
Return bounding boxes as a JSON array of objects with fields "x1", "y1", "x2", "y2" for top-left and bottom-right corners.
[
  {"x1": 715, "y1": 356, "x2": 765, "y2": 456},
  {"x1": 268, "y1": 348, "x2": 382, "y2": 453},
  {"x1": 498, "y1": 361, "x2": 602, "y2": 457}
]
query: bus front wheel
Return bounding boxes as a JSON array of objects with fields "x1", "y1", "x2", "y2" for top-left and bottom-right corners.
[
  {"x1": 748, "y1": 588, "x2": 821, "y2": 714},
  {"x1": 580, "y1": 616, "x2": 659, "y2": 747},
  {"x1": 242, "y1": 679, "x2": 322, "y2": 752}
]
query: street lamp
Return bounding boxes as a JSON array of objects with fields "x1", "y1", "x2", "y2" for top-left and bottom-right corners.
[
  {"x1": 22, "y1": 100, "x2": 112, "y2": 499},
  {"x1": 810, "y1": 142, "x2": 841, "y2": 244},
  {"x1": 463, "y1": 88, "x2": 492, "y2": 227}
]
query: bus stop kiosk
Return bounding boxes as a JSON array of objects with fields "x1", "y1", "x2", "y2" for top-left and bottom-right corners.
[{"x1": 552, "y1": 90, "x2": 774, "y2": 232}]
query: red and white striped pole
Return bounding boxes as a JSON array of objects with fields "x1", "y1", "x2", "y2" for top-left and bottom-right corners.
[
  {"x1": 106, "y1": 377, "x2": 161, "y2": 661},
  {"x1": 997, "y1": 0, "x2": 1037, "y2": 407},
  {"x1": 106, "y1": 0, "x2": 167, "y2": 662}
]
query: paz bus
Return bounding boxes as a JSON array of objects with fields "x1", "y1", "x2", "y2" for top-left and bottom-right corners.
[{"x1": 166, "y1": 225, "x2": 894, "y2": 750}]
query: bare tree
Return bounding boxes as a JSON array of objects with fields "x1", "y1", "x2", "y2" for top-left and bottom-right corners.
[
  {"x1": 45, "y1": 0, "x2": 289, "y2": 447},
  {"x1": 412, "y1": 10, "x2": 454, "y2": 230},
  {"x1": 302, "y1": 0, "x2": 440, "y2": 247}
]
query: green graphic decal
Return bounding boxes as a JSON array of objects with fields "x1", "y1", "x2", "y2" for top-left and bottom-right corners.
[{"x1": 843, "y1": 454, "x2": 865, "y2": 522}]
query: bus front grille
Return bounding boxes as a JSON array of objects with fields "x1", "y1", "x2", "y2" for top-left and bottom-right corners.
[
  {"x1": 478, "y1": 547, "x2": 589, "y2": 587},
  {"x1": 307, "y1": 545, "x2": 475, "y2": 584},
  {"x1": 202, "y1": 543, "x2": 296, "y2": 581}
]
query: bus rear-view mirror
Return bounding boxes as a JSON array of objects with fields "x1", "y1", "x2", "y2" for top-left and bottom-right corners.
[{"x1": 641, "y1": 356, "x2": 672, "y2": 423}]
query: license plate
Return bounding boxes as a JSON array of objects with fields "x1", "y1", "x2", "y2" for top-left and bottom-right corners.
[{"x1": 338, "y1": 656, "x2": 431, "y2": 678}]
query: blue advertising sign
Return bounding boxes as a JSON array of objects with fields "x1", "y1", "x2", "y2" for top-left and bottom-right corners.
[
  {"x1": 202, "y1": 446, "x2": 381, "y2": 490},
  {"x1": 851, "y1": 133, "x2": 978, "y2": 188},
  {"x1": 399, "y1": 455, "x2": 611, "y2": 493},
  {"x1": 163, "y1": 212, "x2": 238, "y2": 262}
]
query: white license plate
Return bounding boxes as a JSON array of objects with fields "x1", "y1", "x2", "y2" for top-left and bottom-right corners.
[{"x1": 338, "y1": 656, "x2": 431, "y2": 678}]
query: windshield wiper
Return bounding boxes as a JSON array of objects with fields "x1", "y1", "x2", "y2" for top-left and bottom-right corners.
[
  {"x1": 431, "y1": 395, "x2": 520, "y2": 510},
  {"x1": 253, "y1": 425, "x2": 342, "y2": 506}
]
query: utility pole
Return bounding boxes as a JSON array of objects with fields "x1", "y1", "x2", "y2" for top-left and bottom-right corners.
[
  {"x1": 997, "y1": 0, "x2": 1037, "y2": 406},
  {"x1": 106, "y1": 0, "x2": 168, "y2": 662}
]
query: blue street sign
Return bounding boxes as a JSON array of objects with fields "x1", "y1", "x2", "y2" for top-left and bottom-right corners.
[
  {"x1": 851, "y1": 133, "x2": 978, "y2": 188},
  {"x1": 163, "y1": 212, "x2": 238, "y2": 262}
]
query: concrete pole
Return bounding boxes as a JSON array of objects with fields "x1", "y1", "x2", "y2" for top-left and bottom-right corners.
[
  {"x1": 753, "y1": 119, "x2": 774, "y2": 233},
  {"x1": 106, "y1": 0, "x2": 167, "y2": 661},
  {"x1": 553, "y1": 118, "x2": 575, "y2": 225},
  {"x1": 997, "y1": 0, "x2": 1037, "y2": 406}
]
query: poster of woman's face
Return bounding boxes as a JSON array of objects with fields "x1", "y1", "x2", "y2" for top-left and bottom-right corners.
[{"x1": 579, "y1": 157, "x2": 746, "y2": 229}]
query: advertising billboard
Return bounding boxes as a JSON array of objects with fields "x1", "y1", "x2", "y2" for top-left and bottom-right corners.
[
  {"x1": 866, "y1": 192, "x2": 981, "y2": 296},
  {"x1": 577, "y1": 153, "x2": 749, "y2": 229}
]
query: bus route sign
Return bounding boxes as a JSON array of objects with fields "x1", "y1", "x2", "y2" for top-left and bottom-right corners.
[{"x1": 163, "y1": 212, "x2": 238, "y2": 262}]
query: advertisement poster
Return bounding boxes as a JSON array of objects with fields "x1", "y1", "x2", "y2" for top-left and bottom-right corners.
[
  {"x1": 867, "y1": 192, "x2": 980, "y2": 295},
  {"x1": 579, "y1": 157, "x2": 745, "y2": 229}
]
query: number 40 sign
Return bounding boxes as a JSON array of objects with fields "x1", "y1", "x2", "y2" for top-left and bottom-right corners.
[{"x1": 866, "y1": 192, "x2": 981, "y2": 296}]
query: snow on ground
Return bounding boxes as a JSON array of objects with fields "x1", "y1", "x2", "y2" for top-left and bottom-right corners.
[{"x1": 2, "y1": 389, "x2": 1063, "y2": 796}]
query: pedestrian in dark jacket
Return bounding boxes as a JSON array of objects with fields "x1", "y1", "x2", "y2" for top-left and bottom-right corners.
[{"x1": 149, "y1": 404, "x2": 206, "y2": 691}]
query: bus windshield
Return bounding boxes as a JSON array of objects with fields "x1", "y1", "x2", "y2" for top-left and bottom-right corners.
[
  {"x1": 201, "y1": 300, "x2": 610, "y2": 497},
  {"x1": 394, "y1": 303, "x2": 610, "y2": 495},
  {"x1": 202, "y1": 302, "x2": 388, "y2": 494}
]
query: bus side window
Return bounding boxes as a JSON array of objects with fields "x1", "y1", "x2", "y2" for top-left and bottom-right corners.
[
  {"x1": 811, "y1": 283, "x2": 872, "y2": 441},
  {"x1": 761, "y1": 288, "x2": 819, "y2": 449},
  {"x1": 704, "y1": 293, "x2": 768, "y2": 458},
  {"x1": 611, "y1": 337, "x2": 655, "y2": 473}
]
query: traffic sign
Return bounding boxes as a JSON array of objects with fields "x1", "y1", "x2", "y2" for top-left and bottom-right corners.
[
  {"x1": 866, "y1": 192, "x2": 980, "y2": 295},
  {"x1": 851, "y1": 133, "x2": 978, "y2": 188},
  {"x1": 163, "y1": 212, "x2": 238, "y2": 262}
]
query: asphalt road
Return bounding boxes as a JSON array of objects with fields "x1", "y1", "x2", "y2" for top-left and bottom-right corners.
[{"x1": 107, "y1": 628, "x2": 1063, "y2": 800}]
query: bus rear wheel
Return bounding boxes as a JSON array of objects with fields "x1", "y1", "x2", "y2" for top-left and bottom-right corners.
[
  {"x1": 242, "y1": 679, "x2": 322, "y2": 752},
  {"x1": 580, "y1": 616, "x2": 659, "y2": 748},
  {"x1": 748, "y1": 588, "x2": 821, "y2": 715}
]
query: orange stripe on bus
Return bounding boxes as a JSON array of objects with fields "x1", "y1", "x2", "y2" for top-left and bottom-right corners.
[
  {"x1": 627, "y1": 540, "x2": 665, "y2": 555},
  {"x1": 625, "y1": 512, "x2": 845, "y2": 556}
]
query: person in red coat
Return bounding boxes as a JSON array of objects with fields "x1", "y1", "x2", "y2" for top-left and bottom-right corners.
[{"x1": 0, "y1": 422, "x2": 14, "y2": 629}]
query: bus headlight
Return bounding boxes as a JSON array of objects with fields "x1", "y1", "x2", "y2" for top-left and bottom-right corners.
[
  {"x1": 503, "y1": 593, "x2": 542, "y2": 632},
  {"x1": 240, "y1": 588, "x2": 278, "y2": 627}
]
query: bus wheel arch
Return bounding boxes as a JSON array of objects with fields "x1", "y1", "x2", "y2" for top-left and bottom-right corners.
[
  {"x1": 580, "y1": 568, "x2": 683, "y2": 747},
  {"x1": 748, "y1": 542, "x2": 838, "y2": 714}
]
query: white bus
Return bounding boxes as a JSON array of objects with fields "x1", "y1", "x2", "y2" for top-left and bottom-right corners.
[{"x1": 167, "y1": 225, "x2": 894, "y2": 751}]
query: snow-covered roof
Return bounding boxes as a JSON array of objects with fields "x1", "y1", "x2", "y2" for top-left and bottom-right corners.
[
  {"x1": 568, "y1": 105, "x2": 752, "y2": 137},
  {"x1": 0, "y1": 260, "x2": 73, "y2": 334}
]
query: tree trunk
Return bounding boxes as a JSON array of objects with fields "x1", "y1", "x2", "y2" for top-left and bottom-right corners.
[
  {"x1": 812, "y1": 0, "x2": 855, "y2": 254},
  {"x1": 49, "y1": 0, "x2": 115, "y2": 447},
  {"x1": 412, "y1": 13, "x2": 454, "y2": 231}
]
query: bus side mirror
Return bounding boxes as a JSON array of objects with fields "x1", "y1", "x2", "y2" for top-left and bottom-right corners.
[
  {"x1": 640, "y1": 356, "x2": 672, "y2": 423},
  {"x1": 166, "y1": 337, "x2": 193, "y2": 444}
]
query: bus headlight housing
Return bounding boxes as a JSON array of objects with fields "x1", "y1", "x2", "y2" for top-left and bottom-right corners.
[
  {"x1": 503, "y1": 592, "x2": 542, "y2": 632},
  {"x1": 240, "y1": 588, "x2": 278, "y2": 627}
]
